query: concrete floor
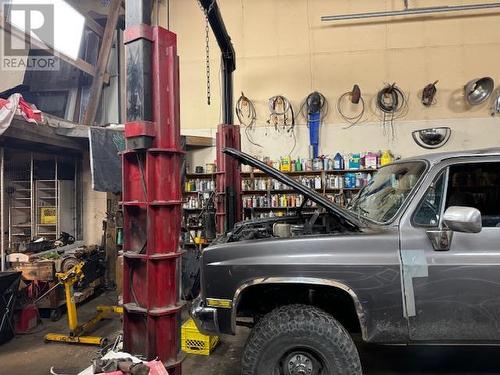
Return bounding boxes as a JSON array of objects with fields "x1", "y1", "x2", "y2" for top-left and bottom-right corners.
[{"x1": 1, "y1": 292, "x2": 499, "y2": 374}]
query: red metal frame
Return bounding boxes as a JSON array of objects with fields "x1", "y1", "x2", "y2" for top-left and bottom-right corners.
[
  {"x1": 216, "y1": 124, "x2": 241, "y2": 233},
  {"x1": 122, "y1": 26, "x2": 183, "y2": 374}
]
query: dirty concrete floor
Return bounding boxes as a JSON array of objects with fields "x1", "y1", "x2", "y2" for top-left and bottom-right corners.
[{"x1": 1, "y1": 292, "x2": 499, "y2": 374}]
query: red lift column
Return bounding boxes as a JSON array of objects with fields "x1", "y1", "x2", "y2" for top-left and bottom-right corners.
[
  {"x1": 122, "y1": 4, "x2": 183, "y2": 373},
  {"x1": 216, "y1": 124, "x2": 241, "y2": 233}
]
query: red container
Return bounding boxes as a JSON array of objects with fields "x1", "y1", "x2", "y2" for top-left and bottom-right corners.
[{"x1": 15, "y1": 305, "x2": 39, "y2": 334}]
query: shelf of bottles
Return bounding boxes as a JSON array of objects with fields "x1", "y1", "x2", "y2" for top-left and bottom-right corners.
[
  {"x1": 183, "y1": 172, "x2": 216, "y2": 246},
  {"x1": 240, "y1": 153, "x2": 383, "y2": 220}
]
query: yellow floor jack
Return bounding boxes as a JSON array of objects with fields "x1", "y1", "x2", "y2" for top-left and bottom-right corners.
[{"x1": 44, "y1": 262, "x2": 123, "y2": 346}]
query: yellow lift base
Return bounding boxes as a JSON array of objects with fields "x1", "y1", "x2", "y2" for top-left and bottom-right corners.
[{"x1": 44, "y1": 262, "x2": 123, "y2": 346}]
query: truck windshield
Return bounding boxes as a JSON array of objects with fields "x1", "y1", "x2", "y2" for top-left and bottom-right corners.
[{"x1": 349, "y1": 161, "x2": 426, "y2": 223}]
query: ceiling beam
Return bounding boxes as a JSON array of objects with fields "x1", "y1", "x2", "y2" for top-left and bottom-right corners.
[{"x1": 82, "y1": 0, "x2": 122, "y2": 126}]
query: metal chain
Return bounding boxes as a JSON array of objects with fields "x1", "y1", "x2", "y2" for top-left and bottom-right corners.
[
  {"x1": 205, "y1": 16, "x2": 211, "y2": 105},
  {"x1": 198, "y1": 0, "x2": 216, "y2": 106}
]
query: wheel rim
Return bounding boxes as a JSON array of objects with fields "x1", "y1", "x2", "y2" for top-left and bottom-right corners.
[{"x1": 275, "y1": 349, "x2": 325, "y2": 375}]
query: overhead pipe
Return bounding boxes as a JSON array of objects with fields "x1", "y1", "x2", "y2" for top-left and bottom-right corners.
[{"x1": 321, "y1": 2, "x2": 500, "y2": 22}]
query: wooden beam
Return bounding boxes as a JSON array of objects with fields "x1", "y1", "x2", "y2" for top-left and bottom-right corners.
[
  {"x1": 54, "y1": 124, "x2": 216, "y2": 150},
  {"x1": 84, "y1": 16, "x2": 105, "y2": 37},
  {"x1": 82, "y1": 0, "x2": 122, "y2": 126},
  {"x1": 83, "y1": 15, "x2": 105, "y2": 37},
  {"x1": 184, "y1": 136, "x2": 215, "y2": 148},
  {"x1": 2, "y1": 117, "x2": 84, "y2": 152}
]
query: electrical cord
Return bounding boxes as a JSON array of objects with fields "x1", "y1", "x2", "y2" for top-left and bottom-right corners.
[
  {"x1": 236, "y1": 92, "x2": 261, "y2": 148},
  {"x1": 375, "y1": 83, "x2": 408, "y2": 140},
  {"x1": 337, "y1": 90, "x2": 365, "y2": 128},
  {"x1": 268, "y1": 95, "x2": 295, "y2": 131},
  {"x1": 376, "y1": 83, "x2": 408, "y2": 117},
  {"x1": 268, "y1": 95, "x2": 296, "y2": 155}
]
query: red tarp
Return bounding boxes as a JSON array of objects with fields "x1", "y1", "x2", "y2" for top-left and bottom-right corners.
[{"x1": 0, "y1": 93, "x2": 42, "y2": 136}]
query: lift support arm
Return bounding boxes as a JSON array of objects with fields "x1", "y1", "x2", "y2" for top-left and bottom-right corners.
[{"x1": 199, "y1": 0, "x2": 236, "y2": 125}]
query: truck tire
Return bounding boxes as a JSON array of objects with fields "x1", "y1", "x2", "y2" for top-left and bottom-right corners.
[{"x1": 241, "y1": 304, "x2": 362, "y2": 375}]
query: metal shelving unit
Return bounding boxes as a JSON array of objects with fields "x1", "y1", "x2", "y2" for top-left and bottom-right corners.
[
  {"x1": 6, "y1": 152, "x2": 78, "y2": 249},
  {"x1": 241, "y1": 168, "x2": 378, "y2": 220},
  {"x1": 36, "y1": 179, "x2": 58, "y2": 239}
]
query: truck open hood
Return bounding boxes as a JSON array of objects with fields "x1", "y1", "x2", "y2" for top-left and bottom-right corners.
[{"x1": 223, "y1": 148, "x2": 360, "y2": 229}]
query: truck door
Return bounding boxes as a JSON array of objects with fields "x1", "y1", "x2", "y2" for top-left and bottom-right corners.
[{"x1": 400, "y1": 159, "x2": 500, "y2": 341}]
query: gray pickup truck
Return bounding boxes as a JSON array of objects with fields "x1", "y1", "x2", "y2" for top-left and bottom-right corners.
[{"x1": 191, "y1": 147, "x2": 500, "y2": 375}]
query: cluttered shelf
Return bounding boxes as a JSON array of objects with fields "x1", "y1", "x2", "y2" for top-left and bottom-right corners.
[
  {"x1": 241, "y1": 187, "x2": 362, "y2": 194},
  {"x1": 185, "y1": 173, "x2": 216, "y2": 179},
  {"x1": 240, "y1": 168, "x2": 377, "y2": 177},
  {"x1": 243, "y1": 206, "x2": 321, "y2": 211}
]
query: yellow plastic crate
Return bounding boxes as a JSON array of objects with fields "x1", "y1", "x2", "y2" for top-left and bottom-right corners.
[
  {"x1": 181, "y1": 318, "x2": 219, "y2": 356},
  {"x1": 40, "y1": 207, "x2": 57, "y2": 224}
]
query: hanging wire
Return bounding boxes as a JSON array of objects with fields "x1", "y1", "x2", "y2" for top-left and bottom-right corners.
[
  {"x1": 267, "y1": 95, "x2": 295, "y2": 132},
  {"x1": 337, "y1": 90, "x2": 365, "y2": 129},
  {"x1": 236, "y1": 92, "x2": 261, "y2": 148},
  {"x1": 375, "y1": 83, "x2": 408, "y2": 141},
  {"x1": 267, "y1": 95, "x2": 296, "y2": 155}
]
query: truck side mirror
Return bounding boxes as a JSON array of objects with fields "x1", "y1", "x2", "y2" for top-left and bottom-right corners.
[
  {"x1": 426, "y1": 206, "x2": 482, "y2": 251},
  {"x1": 443, "y1": 206, "x2": 482, "y2": 234}
]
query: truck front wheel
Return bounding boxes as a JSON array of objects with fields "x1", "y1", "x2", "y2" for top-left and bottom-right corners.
[{"x1": 241, "y1": 304, "x2": 362, "y2": 375}]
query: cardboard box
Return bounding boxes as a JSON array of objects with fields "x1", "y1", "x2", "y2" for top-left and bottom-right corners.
[
  {"x1": 40, "y1": 207, "x2": 57, "y2": 224},
  {"x1": 11, "y1": 261, "x2": 54, "y2": 281}
]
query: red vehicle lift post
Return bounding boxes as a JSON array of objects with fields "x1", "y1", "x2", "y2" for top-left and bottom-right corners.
[
  {"x1": 122, "y1": 1, "x2": 183, "y2": 373},
  {"x1": 216, "y1": 124, "x2": 241, "y2": 233}
]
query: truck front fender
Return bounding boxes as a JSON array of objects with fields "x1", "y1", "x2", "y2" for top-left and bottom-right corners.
[{"x1": 231, "y1": 277, "x2": 368, "y2": 340}]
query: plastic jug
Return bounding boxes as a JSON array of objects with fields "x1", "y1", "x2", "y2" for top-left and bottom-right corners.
[
  {"x1": 380, "y1": 150, "x2": 394, "y2": 166},
  {"x1": 349, "y1": 153, "x2": 361, "y2": 170},
  {"x1": 365, "y1": 152, "x2": 378, "y2": 169},
  {"x1": 333, "y1": 153, "x2": 344, "y2": 170}
]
